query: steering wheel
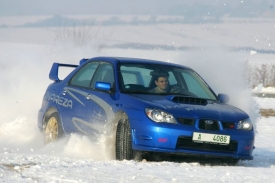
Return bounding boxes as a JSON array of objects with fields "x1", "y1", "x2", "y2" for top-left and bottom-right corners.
[
  {"x1": 169, "y1": 85, "x2": 183, "y2": 93},
  {"x1": 169, "y1": 85, "x2": 197, "y2": 97}
]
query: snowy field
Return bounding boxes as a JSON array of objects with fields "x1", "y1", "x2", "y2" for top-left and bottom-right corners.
[
  {"x1": 1, "y1": 98, "x2": 275, "y2": 183},
  {"x1": 0, "y1": 15, "x2": 275, "y2": 182}
]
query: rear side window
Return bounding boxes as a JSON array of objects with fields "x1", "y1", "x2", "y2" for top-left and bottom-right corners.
[{"x1": 69, "y1": 62, "x2": 99, "y2": 87}]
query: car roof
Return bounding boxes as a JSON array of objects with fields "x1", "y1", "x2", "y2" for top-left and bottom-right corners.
[{"x1": 88, "y1": 56, "x2": 191, "y2": 69}]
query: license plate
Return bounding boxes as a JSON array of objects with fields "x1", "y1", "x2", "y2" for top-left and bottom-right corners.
[{"x1": 192, "y1": 132, "x2": 230, "y2": 145}]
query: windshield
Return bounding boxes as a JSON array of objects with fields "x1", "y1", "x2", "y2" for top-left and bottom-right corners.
[{"x1": 119, "y1": 63, "x2": 217, "y2": 100}]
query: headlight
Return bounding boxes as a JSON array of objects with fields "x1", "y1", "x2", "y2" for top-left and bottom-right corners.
[
  {"x1": 145, "y1": 108, "x2": 177, "y2": 124},
  {"x1": 237, "y1": 118, "x2": 253, "y2": 130}
]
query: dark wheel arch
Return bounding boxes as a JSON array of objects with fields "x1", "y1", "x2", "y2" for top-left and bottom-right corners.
[{"x1": 42, "y1": 107, "x2": 59, "y2": 128}]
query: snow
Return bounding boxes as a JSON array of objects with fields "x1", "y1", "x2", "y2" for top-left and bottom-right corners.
[
  {"x1": 253, "y1": 97, "x2": 275, "y2": 109},
  {"x1": 253, "y1": 86, "x2": 275, "y2": 94},
  {"x1": 1, "y1": 15, "x2": 275, "y2": 182},
  {"x1": 1, "y1": 111, "x2": 275, "y2": 182}
]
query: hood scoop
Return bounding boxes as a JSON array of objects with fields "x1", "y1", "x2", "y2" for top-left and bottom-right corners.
[{"x1": 172, "y1": 96, "x2": 207, "y2": 105}]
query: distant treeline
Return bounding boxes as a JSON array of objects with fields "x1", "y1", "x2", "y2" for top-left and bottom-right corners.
[
  {"x1": 0, "y1": 15, "x2": 223, "y2": 28},
  {"x1": 249, "y1": 64, "x2": 275, "y2": 88},
  {"x1": 1, "y1": 13, "x2": 274, "y2": 29}
]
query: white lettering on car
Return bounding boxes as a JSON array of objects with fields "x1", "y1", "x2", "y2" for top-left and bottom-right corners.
[
  {"x1": 67, "y1": 100, "x2": 73, "y2": 109},
  {"x1": 57, "y1": 97, "x2": 64, "y2": 105},
  {"x1": 46, "y1": 92, "x2": 73, "y2": 109}
]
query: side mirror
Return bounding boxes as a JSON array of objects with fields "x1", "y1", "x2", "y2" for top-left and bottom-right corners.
[
  {"x1": 218, "y1": 93, "x2": 229, "y2": 104},
  {"x1": 95, "y1": 82, "x2": 111, "y2": 91}
]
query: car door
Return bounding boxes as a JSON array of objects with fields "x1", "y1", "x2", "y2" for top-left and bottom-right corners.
[
  {"x1": 59, "y1": 61, "x2": 116, "y2": 138},
  {"x1": 58, "y1": 61, "x2": 99, "y2": 136}
]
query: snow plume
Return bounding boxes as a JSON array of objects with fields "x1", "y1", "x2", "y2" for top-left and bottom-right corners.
[
  {"x1": 40, "y1": 133, "x2": 114, "y2": 160},
  {"x1": 0, "y1": 42, "x2": 48, "y2": 154},
  {"x1": 0, "y1": 41, "x2": 113, "y2": 160},
  {"x1": 173, "y1": 47, "x2": 260, "y2": 129}
]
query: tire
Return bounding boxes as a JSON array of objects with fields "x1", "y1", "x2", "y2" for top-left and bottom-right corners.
[
  {"x1": 44, "y1": 112, "x2": 64, "y2": 145},
  {"x1": 115, "y1": 119, "x2": 133, "y2": 160}
]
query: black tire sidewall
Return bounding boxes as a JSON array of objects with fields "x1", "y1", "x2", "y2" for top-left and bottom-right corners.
[{"x1": 115, "y1": 119, "x2": 133, "y2": 160}]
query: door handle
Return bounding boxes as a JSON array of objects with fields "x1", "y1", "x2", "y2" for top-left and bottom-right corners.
[
  {"x1": 86, "y1": 94, "x2": 91, "y2": 100},
  {"x1": 62, "y1": 90, "x2": 67, "y2": 96}
]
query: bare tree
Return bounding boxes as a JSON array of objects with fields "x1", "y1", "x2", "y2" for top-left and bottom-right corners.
[
  {"x1": 52, "y1": 18, "x2": 113, "y2": 52},
  {"x1": 248, "y1": 63, "x2": 275, "y2": 88}
]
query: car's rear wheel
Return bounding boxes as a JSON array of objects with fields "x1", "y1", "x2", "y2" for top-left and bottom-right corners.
[
  {"x1": 115, "y1": 119, "x2": 133, "y2": 160},
  {"x1": 44, "y1": 113, "x2": 64, "y2": 145}
]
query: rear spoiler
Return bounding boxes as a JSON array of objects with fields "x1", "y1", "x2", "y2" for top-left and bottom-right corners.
[
  {"x1": 49, "y1": 59, "x2": 89, "y2": 82},
  {"x1": 49, "y1": 63, "x2": 78, "y2": 82}
]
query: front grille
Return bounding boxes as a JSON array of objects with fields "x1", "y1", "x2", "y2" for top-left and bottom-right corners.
[
  {"x1": 176, "y1": 136, "x2": 238, "y2": 153},
  {"x1": 177, "y1": 118, "x2": 195, "y2": 126},
  {"x1": 199, "y1": 119, "x2": 220, "y2": 130},
  {"x1": 172, "y1": 96, "x2": 207, "y2": 105}
]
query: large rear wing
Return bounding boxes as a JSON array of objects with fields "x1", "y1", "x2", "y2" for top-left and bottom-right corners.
[
  {"x1": 49, "y1": 58, "x2": 88, "y2": 82},
  {"x1": 49, "y1": 63, "x2": 78, "y2": 82}
]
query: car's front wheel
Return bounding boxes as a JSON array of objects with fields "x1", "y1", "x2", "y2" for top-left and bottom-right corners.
[
  {"x1": 44, "y1": 112, "x2": 64, "y2": 144},
  {"x1": 115, "y1": 119, "x2": 133, "y2": 160}
]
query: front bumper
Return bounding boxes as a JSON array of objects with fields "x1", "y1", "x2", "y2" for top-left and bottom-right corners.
[{"x1": 131, "y1": 120, "x2": 255, "y2": 160}]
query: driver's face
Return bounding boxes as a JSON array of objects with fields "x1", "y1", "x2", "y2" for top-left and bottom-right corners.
[{"x1": 155, "y1": 77, "x2": 169, "y2": 91}]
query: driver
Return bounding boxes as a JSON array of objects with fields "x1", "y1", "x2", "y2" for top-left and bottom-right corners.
[{"x1": 149, "y1": 71, "x2": 170, "y2": 93}]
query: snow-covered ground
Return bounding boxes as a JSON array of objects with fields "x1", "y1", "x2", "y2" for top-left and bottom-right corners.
[
  {"x1": 0, "y1": 15, "x2": 275, "y2": 182},
  {"x1": 0, "y1": 98, "x2": 274, "y2": 182}
]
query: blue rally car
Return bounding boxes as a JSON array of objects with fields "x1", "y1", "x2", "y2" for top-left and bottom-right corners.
[{"x1": 38, "y1": 57, "x2": 255, "y2": 163}]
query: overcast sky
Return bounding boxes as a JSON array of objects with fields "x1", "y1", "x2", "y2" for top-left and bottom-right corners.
[{"x1": 0, "y1": 0, "x2": 274, "y2": 17}]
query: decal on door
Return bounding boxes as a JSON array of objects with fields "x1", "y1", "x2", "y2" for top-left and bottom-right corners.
[{"x1": 46, "y1": 92, "x2": 73, "y2": 109}]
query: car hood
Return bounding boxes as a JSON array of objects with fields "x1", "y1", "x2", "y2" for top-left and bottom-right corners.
[{"x1": 130, "y1": 94, "x2": 249, "y2": 121}]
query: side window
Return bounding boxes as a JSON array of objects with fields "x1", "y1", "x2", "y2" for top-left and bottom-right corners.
[
  {"x1": 69, "y1": 62, "x2": 99, "y2": 87},
  {"x1": 91, "y1": 63, "x2": 115, "y2": 89}
]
